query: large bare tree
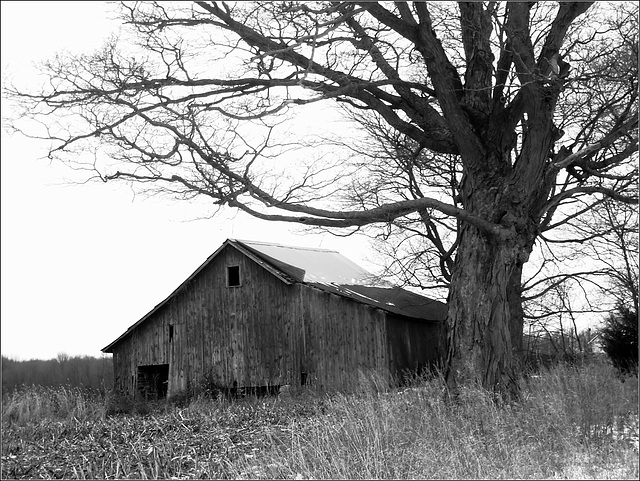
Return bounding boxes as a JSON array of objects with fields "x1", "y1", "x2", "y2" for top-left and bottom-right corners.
[{"x1": 5, "y1": 1, "x2": 638, "y2": 399}]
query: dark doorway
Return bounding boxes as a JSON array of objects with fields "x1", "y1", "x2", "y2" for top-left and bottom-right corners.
[{"x1": 137, "y1": 364, "x2": 169, "y2": 400}]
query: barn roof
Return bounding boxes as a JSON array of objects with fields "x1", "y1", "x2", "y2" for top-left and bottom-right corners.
[
  {"x1": 234, "y1": 239, "x2": 378, "y2": 284},
  {"x1": 102, "y1": 238, "x2": 446, "y2": 352},
  {"x1": 310, "y1": 283, "x2": 448, "y2": 321},
  {"x1": 233, "y1": 239, "x2": 446, "y2": 321}
]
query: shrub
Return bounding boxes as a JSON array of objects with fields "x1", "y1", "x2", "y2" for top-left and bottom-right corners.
[
  {"x1": 600, "y1": 305, "x2": 638, "y2": 375},
  {"x1": 105, "y1": 391, "x2": 153, "y2": 416}
]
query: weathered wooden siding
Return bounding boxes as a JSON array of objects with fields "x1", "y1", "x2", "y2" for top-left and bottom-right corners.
[
  {"x1": 112, "y1": 245, "x2": 295, "y2": 396},
  {"x1": 385, "y1": 314, "x2": 445, "y2": 382},
  {"x1": 111, "y1": 244, "x2": 437, "y2": 397},
  {"x1": 295, "y1": 285, "x2": 389, "y2": 390}
]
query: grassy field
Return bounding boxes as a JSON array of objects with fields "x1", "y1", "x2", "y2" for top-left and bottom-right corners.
[{"x1": 2, "y1": 359, "x2": 638, "y2": 479}]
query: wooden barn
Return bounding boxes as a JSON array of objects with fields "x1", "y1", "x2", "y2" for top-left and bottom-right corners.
[{"x1": 102, "y1": 239, "x2": 446, "y2": 398}]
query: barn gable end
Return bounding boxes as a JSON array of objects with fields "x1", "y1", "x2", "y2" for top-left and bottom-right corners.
[{"x1": 103, "y1": 239, "x2": 445, "y2": 398}]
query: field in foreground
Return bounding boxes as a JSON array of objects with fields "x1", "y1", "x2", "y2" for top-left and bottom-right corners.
[{"x1": 2, "y1": 360, "x2": 638, "y2": 479}]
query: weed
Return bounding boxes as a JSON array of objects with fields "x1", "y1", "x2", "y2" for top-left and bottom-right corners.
[
  {"x1": 1, "y1": 358, "x2": 638, "y2": 479},
  {"x1": 3, "y1": 385, "x2": 105, "y2": 424}
]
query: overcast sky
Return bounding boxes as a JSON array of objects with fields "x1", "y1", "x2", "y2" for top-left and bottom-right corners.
[
  {"x1": 1, "y1": 2, "x2": 608, "y2": 362},
  {"x1": 0, "y1": 1, "x2": 377, "y2": 361}
]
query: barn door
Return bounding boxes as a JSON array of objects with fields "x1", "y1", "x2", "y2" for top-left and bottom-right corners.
[{"x1": 137, "y1": 364, "x2": 169, "y2": 400}]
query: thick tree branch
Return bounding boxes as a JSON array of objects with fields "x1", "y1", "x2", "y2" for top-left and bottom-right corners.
[
  {"x1": 107, "y1": 167, "x2": 511, "y2": 237},
  {"x1": 412, "y1": 2, "x2": 485, "y2": 167}
]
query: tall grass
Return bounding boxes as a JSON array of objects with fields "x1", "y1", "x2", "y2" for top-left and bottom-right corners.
[
  {"x1": 2, "y1": 385, "x2": 106, "y2": 424},
  {"x1": 227, "y1": 361, "x2": 638, "y2": 479},
  {"x1": 2, "y1": 359, "x2": 638, "y2": 479}
]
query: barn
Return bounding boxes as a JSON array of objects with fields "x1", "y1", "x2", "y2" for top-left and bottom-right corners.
[{"x1": 102, "y1": 239, "x2": 447, "y2": 398}]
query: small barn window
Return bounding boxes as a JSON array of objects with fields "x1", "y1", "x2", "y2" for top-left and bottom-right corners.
[
  {"x1": 227, "y1": 266, "x2": 241, "y2": 287},
  {"x1": 169, "y1": 324, "x2": 174, "y2": 342}
]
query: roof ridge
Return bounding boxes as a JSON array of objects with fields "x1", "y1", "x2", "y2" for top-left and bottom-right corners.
[{"x1": 231, "y1": 238, "x2": 340, "y2": 253}]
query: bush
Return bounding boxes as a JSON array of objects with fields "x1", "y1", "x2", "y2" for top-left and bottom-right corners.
[
  {"x1": 105, "y1": 391, "x2": 153, "y2": 416},
  {"x1": 600, "y1": 305, "x2": 638, "y2": 375}
]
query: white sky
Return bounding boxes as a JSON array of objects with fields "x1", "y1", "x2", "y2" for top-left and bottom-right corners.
[
  {"x1": 1, "y1": 2, "x2": 605, "y2": 361},
  {"x1": 0, "y1": 1, "x2": 376, "y2": 361}
]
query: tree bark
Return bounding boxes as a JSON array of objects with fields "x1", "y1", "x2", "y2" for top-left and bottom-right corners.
[
  {"x1": 508, "y1": 262, "x2": 526, "y2": 371},
  {"x1": 444, "y1": 218, "x2": 528, "y2": 401}
]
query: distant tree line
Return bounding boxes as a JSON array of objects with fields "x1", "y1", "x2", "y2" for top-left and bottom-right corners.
[
  {"x1": 523, "y1": 326, "x2": 599, "y2": 369},
  {"x1": 522, "y1": 304, "x2": 638, "y2": 375},
  {"x1": 1, "y1": 354, "x2": 113, "y2": 394}
]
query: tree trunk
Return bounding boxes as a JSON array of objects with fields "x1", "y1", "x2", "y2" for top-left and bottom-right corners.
[
  {"x1": 444, "y1": 220, "x2": 526, "y2": 401},
  {"x1": 508, "y1": 262, "x2": 525, "y2": 370}
]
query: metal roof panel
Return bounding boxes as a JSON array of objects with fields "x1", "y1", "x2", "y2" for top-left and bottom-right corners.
[
  {"x1": 308, "y1": 283, "x2": 447, "y2": 321},
  {"x1": 234, "y1": 239, "x2": 446, "y2": 321},
  {"x1": 233, "y1": 239, "x2": 380, "y2": 285}
]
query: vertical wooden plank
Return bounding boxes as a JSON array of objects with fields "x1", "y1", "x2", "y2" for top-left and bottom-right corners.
[
  {"x1": 201, "y1": 265, "x2": 208, "y2": 386},
  {"x1": 328, "y1": 293, "x2": 333, "y2": 389},
  {"x1": 308, "y1": 288, "x2": 318, "y2": 387},
  {"x1": 198, "y1": 271, "x2": 206, "y2": 387},
  {"x1": 197, "y1": 273, "x2": 205, "y2": 384},
  {"x1": 350, "y1": 301, "x2": 357, "y2": 387},
  {"x1": 296, "y1": 286, "x2": 303, "y2": 387},
  {"x1": 192, "y1": 277, "x2": 200, "y2": 386},
  {"x1": 381, "y1": 310, "x2": 390, "y2": 385},
  {"x1": 318, "y1": 290, "x2": 327, "y2": 389},
  {"x1": 351, "y1": 304, "x2": 358, "y2": 385},
  {"x1": 302, "y1": 285, "x2": 307, "y2": 387},
  {"x1": 336, "y1": 294, "x2": 345, "y2": 389}
]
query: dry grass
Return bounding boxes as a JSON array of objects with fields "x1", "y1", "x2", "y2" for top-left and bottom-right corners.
[
  {"x1": 2, "y1": 360, "x2": 638, "y2": 479},
  {"x1": 2, "y1": 385, "x2": 106, "y2": 425}
]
